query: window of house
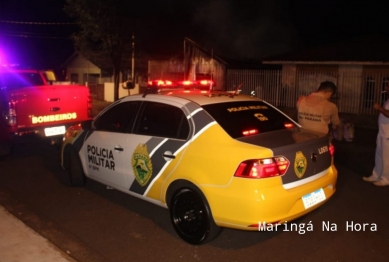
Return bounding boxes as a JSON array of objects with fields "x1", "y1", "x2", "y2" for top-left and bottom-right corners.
[
  {"x1": 382, "y1": 77, "x2": 389, "y2": 104},
  {"x1": 70, "y1": 73, "x2": 79, "y2": 84},
  {"x1": 134, "y1": 102, "x2": 190, "y2": 139},
  {"x1": 363, "y1": 77, "x2": 375, "y2": 108},
  {"x1": 83, "y1": 73, "x2": 100, "y2": 84},
  {"x1": 94, "y1": 101, "x2": 141, "y2": 133}
]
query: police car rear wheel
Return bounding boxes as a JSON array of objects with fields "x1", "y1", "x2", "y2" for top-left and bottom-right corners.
[
  {"x1": 170, "y1": 186, "x2": 220, "y2": 245},
  {"x1": 69, "y1": 146, "x2": 86, "y2": 187}
]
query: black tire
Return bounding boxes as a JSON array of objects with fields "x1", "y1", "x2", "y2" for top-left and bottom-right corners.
[
  {"x1": 170, "y1": 186, "x2": 221, "y2": 245},
  {"x1": 69, "y1": 146, "x2": 86, "y2": 187},
  {"x1": 0, "y1": 141, "x2": 12, "y2": 157}
]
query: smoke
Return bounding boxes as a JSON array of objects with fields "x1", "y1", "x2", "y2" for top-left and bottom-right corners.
[{"x1": 191, "y1": 0, "x2": 299, "y2": 60}]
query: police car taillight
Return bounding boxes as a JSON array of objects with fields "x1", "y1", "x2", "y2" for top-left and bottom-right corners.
[
  {"x1": 284, "y1": 122, "x2": 294, "y2": 128},
  {"x1": 7, "y1": 101, "x2": 17, "y2": 126},
  {"x1": 234, "y1": 156, "x2": 290, "y2": 178},
  {"x1": 329, "y1": 143, "x2": 335, "y2": 156}
]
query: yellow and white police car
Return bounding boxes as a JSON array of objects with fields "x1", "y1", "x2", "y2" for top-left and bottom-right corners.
[{"x1": 60, "y1": 89, "x2": 337, "y2": 245}]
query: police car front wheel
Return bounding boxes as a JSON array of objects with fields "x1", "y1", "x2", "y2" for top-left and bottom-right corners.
[{"x1": 69, "y1": 146, "x2": 86, "y2": 187}]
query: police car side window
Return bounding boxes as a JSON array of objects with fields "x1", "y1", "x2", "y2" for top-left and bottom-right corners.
[
  {"x1": 94, "y1": 101, "x2": 140, "y2": 133},
  {"x1": 135, "y1": 102, "x2": 189, "y2": 139}
]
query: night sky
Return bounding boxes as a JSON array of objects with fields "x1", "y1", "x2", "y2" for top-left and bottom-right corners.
[{"x1": 1, "y1": 0, "x2": 388, "y2": 68}]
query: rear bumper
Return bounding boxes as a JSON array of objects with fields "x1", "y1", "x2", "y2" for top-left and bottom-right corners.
[
  {"x1": 8, "y1": 120, "x2": 90, "y2": 139},
  {"x1": 204, "y1": 165, "x2": 338, "y2": 230}
]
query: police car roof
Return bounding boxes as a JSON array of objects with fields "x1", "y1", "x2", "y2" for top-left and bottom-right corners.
[{"x1": 139, "y1": 88, "x2": 260, "y2": 106}]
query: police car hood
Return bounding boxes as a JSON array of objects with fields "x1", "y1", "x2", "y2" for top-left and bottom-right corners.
[{"x1": 236, "y1": 127, "x2": 332, "y2": 186}]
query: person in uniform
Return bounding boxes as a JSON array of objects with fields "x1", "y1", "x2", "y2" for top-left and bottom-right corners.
[
  {"x1": 362, "y1": 84, "x2": 389, "y2": 186},
  {"x1": 296, "y1": 81, "x2": 340, "y2": 134}
]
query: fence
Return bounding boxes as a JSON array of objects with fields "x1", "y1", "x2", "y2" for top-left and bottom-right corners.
[
  {"x1": 88, "y1": 83, "x2": 105, "y2": 101},
  {"x1": 226, "y1": 69, "x2": 389, "y2": 116},
  {"x1": 88, "y1": 69, "x2": 388, "y2": 128}
]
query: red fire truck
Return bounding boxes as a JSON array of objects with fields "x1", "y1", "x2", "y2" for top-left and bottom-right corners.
[{"x1": 0, "y1": 67, "x2": 92, "y2": 156}]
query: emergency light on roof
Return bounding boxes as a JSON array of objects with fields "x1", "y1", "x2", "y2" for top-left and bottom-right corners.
[
  {"x1": 0, "y1": 49, "x2": 19, "y2": 67},
  {"x1": 0, "y1": 49, "x2": 4, "y2": 65},
  {"x1": 147, "y1": 78, "x2": 215, "y2": 88},
  {"x1": 147, "y1": 79, "x2": 174, "y2": 86},
  {"x1": 0, "y1": 63, "x2": 20, "y2": 68},
  {"x1": 44, "y1": 70, "x2": 56, "y2": 81}
]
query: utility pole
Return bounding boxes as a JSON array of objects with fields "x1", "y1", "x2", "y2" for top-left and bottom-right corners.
[
  {"x1": 131, "y1": 33, "x2": 135, "y2": 82},
  {"x1": 126, "y1": 33, "x2": 135, "y2": 96}
]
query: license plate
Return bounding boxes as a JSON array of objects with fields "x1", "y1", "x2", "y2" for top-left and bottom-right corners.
[
  {"x1": 44, "y1": 126, "x2": 66, "y2": 137},
  {"x1": 302, "y1": 188, "x2": 326, "y2": 209}
]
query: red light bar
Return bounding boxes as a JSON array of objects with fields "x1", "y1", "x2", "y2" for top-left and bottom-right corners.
[
  {"x1": 198, "y1": 79, "x2": 215, "y2": 86},
  {"x1": 148, "y1": 77, "x2": 216, "y2": 88},
  {"x1": 179, "y1": 80, "x2": 193, "y2": 86},
  {"x1": 147, "y1": 79, "x2": 174, "y2": 87}
]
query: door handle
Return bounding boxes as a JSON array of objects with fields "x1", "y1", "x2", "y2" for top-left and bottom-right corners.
[
  {"x1": 163, "y1": 151, "x2": 175, "y2": 160},
  {"x1": 114, "y1": 146, "x2": 124, "y2": 152},
  {"x1": 48, "y1": 98, "x2": 60, "y2": 102}
]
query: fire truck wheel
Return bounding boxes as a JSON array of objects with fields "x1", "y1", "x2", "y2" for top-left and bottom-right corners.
[{"x1": 69, "y1": 146, "x2": 86, "y2": 187}]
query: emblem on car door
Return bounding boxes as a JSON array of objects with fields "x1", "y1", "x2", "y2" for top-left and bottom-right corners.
[{"x1": 132, "y1": 144, "x2": 153, "y2": 186}]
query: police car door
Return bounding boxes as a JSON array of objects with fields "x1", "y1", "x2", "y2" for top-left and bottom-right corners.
[
  {"x1": 122, "y1": 100, "x2": 191, "y2": 199},
  {"x1": 83, "y1": 101, "x2": 141, "y2": 190}
]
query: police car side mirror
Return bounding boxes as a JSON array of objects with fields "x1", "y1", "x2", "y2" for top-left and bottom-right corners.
[
  {"x1": 81, "y1": 120, "x2": 93, "y2": 130},
  {"x1": 122, "y1": 80, "x2": 135, "y2": 89}
]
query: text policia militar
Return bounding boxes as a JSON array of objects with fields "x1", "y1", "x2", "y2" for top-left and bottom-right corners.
[
  {"x1": 258, "y1": 221, "x2": 377, "y2": 234},
  {"x1": 87, "y1": 145, "x2": 115, "y2": 171}
]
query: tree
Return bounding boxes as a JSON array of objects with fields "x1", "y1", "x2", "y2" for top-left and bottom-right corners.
[{"x1": 64, "y1": 0, "x2": 133, "y2": 101}]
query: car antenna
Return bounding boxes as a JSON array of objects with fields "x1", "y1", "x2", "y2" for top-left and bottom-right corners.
[
  {"x1": 229, "y1": 82, "x2": 244, "y2": 98},
  {"x1": 209, "y1": 48, "x2": 214, "y2": 93},
  {"x1": 143, "y1": 87, "x2": 151, "y2": 98},
  {"x1": 205, "y1": 48, "x2": 216, "y2": 97}
]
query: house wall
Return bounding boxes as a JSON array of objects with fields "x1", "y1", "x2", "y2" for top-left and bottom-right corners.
[
  {"x1": 103, "y1": 82, "x2": 140, "y2": 102},
  {"x1": 337, "y1": 65, "x2": 363, "y2": 113},
  {"x1": 65, "y1": 54, "x2": 103, "y2": 85},
  {"x1": 295, "y1": 65, "x2": 338, "y2": 97},
  {"x1": 227, "y1": 67, "x2": 389, "y2": 116},
  {"x1": 277, "y1": 64, "x2": 389, "y2": 114}
]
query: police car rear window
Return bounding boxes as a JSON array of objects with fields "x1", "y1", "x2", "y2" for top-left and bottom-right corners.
[
  {"x1": 202, "y1": 101, "x2": 294, "y2": 138},
  {"x1": 0, "y1": 72, "x2": 45, "y2": 90}
]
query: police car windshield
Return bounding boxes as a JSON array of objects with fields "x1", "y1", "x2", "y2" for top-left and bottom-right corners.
[
  {"x1": 0, "y1": 72, "x2": 45, "y2": 90},
  {"x1": 202, "y1": 101, "x2": 293, "y2": 138}
]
